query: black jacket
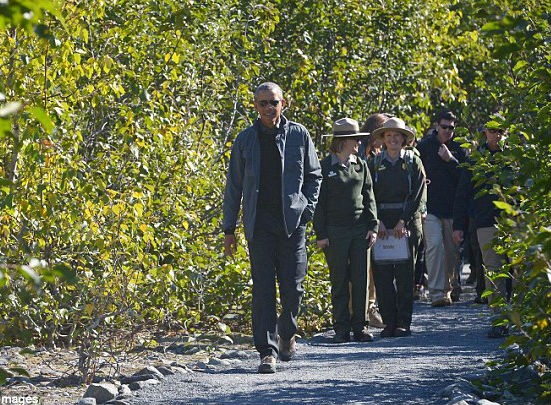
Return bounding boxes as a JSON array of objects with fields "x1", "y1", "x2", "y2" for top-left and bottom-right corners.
[
  {"x1": 453, "y1": 144, "x2": 510, "y2": 231},
  {"x1": 417, "y1": 131, "x2": 467, "y2": 218}
]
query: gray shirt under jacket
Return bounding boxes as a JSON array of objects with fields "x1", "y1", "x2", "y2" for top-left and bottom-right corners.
[{"x1": 223, "y1": 116, "x2": 322, "y2": 241}]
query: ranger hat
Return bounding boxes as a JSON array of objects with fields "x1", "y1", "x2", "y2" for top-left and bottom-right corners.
[
  {"x1": 323, "y1": 117, "x2": 371, "y2": 138},
  {"x1": 371, "y1": 117, "x2": 415, "y2": 144}
]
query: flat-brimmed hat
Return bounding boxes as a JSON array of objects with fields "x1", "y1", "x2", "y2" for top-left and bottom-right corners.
[
  {"x1": 371, "y1": 117, "x2": 415, "y2": 144},
  {"x1": 323, "y1": 117, "x2": 371, "y2": 138}
]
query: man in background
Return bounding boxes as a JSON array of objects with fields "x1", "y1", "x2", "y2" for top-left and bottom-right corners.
[{"x1": 417, "y1": 110, "x2": 466, "y2": 307}]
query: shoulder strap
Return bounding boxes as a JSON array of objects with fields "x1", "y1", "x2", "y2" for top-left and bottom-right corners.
[
  {"x1": 373, "y1": 152, "x2": 383, "y2": 183},
  {"x1": 403, "y1": 149, "x2": 415, "y2": 194}
]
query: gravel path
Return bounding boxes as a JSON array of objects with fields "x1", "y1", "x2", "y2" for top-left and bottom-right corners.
[{"x1": 128, "y1": 270, "x2": 503, "y2": 404}]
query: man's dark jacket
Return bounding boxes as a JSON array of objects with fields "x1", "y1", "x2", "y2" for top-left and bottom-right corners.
[
  {"x1": 453, "y1": 144, "x2": 511, "y2": 232},
  {"x1": 417, "y1": 131, "x2": 467, "y2": 219}
]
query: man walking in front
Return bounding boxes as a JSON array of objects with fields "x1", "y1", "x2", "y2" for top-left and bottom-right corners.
[
  {"x1": 417, "y1": 110, "x2": 466, "y2": 307},
  {"x1": 222, "y1": 82, "x2": 322, "y2": 373}
]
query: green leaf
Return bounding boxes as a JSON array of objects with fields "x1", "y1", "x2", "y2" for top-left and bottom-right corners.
[
  {"x1": 7, "y1": 367, "x2": 29, "y2": 377},
  {"x1": 18, "y1": 266, "x2": 41, "y2": 285},
  {"x1": 481, "y1": 21, "x2": 503, "y2": 33},
  {"x1": 481, "y1": 290, "x2": 493, "y2": 298},
  {"x1": 0, "y1": 118, "x2": 11, "y2": 138},
  {"x1": 493, "y1": 201, "x2": 518, "y2": 215},
  {"x1": 29, "y1": 106, "x2": 55, "y2": 133},
  {"x1": 0, "y1": 364, "x2": 29, "y2": 385},
  {"x1": 513, "y1": 60, "x2": 528, "y2": 72},
  {"x1": 494, "y1": 42, "x2": 521, "y2": 57},
  {"x1": 217, "y1": 322, "x2": 231, "y2": 334},
  {"x1": 51, "y1": 263, "x2": 78, "y2": 283},
  {"x1": 0, "y1": 367, "x2": 11, "y2": 385}
]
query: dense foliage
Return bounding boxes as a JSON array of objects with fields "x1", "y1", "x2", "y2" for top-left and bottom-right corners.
[{"x1": 0, "y1": 0, "x2": 549, "y2": 397}]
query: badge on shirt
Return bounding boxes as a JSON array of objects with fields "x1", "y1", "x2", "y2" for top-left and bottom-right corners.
[{"x1": 328, "y1": 171, "x2": 337, "y2": 177}]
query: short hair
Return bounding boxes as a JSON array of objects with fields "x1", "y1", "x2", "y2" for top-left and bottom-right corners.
[
  {"x1": 360, "y1": 113, "x2": 389, "y2": 133},
  {"x1": 329, "y1": 137, "x2": 347, "y2": 154},
  {"x1": 254, "y1": 82, "x2": 283, "y2": 99},
  {"x1": 435, "y1": 109, "x2": 457, "y2": 123},
  {"x1": 360, "y1": 113, "x2": 390, "y2": 154}
]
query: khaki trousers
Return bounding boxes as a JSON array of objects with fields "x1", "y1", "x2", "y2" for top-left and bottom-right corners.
[
  {"x1": 477, "y1": 226, "x2": 508, "y2": 312},
  {"x1": 423, "y1": 214, "x2": 460, "y2": 301}
]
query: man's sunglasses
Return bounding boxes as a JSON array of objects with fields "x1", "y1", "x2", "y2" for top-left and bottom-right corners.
[
  {"x1": 257, "y1": 100, "x2": 282, "y2": 107},
  {"x1": 487, "y1": 128, "x2": 505, "y2": 134},
  {"x1": 440, "y1": 124, "x2": 455, "y2": 131}
]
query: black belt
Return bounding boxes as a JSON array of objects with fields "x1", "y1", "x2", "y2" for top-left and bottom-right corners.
[{"x1": 378, "y1": 202, "x2": 405, "y2": 210}]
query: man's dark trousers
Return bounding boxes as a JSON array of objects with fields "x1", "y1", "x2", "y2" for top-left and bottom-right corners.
[{"x1": 248, "y1": 210, "x2": 307, "y2": 358}]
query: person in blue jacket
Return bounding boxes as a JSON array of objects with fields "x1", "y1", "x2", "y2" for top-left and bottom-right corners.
[{"x1": 222, "y1": 82, "x2": 322, "y2": 373}]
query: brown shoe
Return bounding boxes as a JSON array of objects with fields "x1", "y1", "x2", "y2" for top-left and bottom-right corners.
[
  {"x1": 278, "y1": 336, "x2": 296, "y2": 361},
  {"x1": 431, "y1": 297, "x2": 452, "y2": 307},
  {"x1": 451, "y1": 286, "x2": 462, "y2": 302},
  {"x1": 380, "y1": 325, "x2": 395, "y2": 338},
  {"x1": 353, "y1": 328, "x2": 374, "y2": 342},
  {"x1": 258, "y1": 355, "x2": 276, "y2": 374},
  {"x1": 333, "y1": 331, "x2": 350, "y2": 343},
  {"x1": 474, "y1": 296, "x2": 488, "y2": 304},
  {"x1": 394, "y1": 327, "x2": 411, "y2": 337},
  {"x1": 368, "y1": 307, "x2": 386, "y2": 328}
]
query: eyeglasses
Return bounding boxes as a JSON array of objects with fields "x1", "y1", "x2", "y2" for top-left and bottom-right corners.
[
  {"x1": 257, "y1": 100, "x2": 281, "y2": 107},
  {"x1": 440, "y1": 124, "x2": 455, "y2": 131},
  {"x1": 487, "y1": 128, "x2": 505, "y2": 134}
]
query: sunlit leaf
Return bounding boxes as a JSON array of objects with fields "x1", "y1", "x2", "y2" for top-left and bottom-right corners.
[{"x1": 29, "y1": 106, "x2": 55, "y2": 133}]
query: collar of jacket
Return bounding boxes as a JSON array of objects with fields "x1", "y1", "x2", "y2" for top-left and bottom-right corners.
[
  {"x1": 254, "y1": 115, "x2": 288, "y2": 135},
  {"x1": 330, "y1": 153, "x2": 358, "y2": 166},
  {"x1": 382, "y1": 149, "x2": 406, "y2": 163}
]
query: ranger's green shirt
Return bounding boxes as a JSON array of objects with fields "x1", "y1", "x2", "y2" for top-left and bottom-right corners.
[
  {"x1": 313, "y1": 154, "x2": 378, "y2": 240},
  {"x1": 368, "y1": 149, "x2": 426, "y2": 229}
]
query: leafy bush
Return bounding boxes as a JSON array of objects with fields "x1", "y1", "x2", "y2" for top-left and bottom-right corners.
[{"x1": 0, "y1": 0, "x2": 549, "y2": 396}]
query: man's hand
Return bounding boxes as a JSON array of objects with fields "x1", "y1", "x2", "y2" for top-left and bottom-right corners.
[
  {"x1": 316, "y1": 238, "x2": 330, "y2": 249},
  {"x1": 438, "y1": 144, "x2": 455, "y2": 162},
  {"x1": 366, "y1": 231, "x2": 377, "y2": 249},
  {"x1": 452, "y1": 230, "x2": 464, "y2": 246},
  {"x1": 224, "y1": 234, "x2": 238, "y2": 256}
]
